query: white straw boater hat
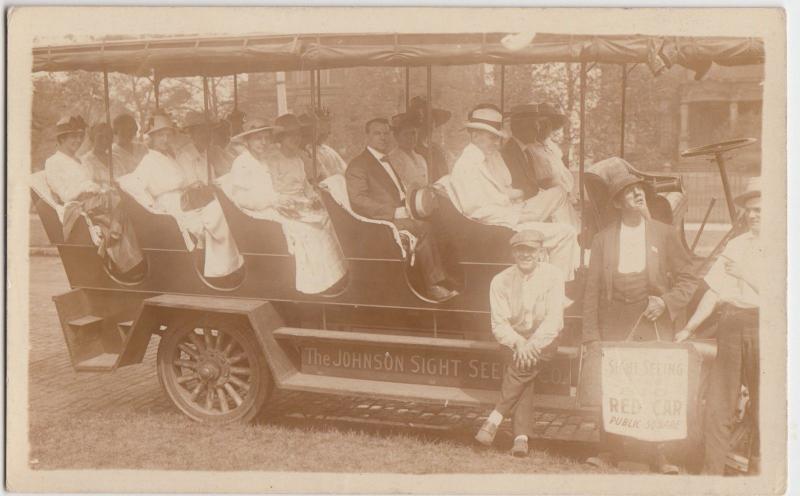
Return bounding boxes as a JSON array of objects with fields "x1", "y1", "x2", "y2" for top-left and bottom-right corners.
[
  {"x1": 231, "y1": 117, "x2": 273, "y2": 142},
  {"x1": 464, "y1": 105, "x2": 507, "y2": 139},
  {"x1": 734, "y1": 176, "x2": 761, "y2": 207}
]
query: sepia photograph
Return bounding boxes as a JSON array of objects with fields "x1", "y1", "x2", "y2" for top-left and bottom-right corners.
[{"x1": 5, "y1": 6, "x2": 787, "y2": 494}]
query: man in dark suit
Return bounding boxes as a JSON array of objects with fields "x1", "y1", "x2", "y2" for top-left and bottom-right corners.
[
  {"x1": 581, "y1": 164, "x2": 698, "y2": 474},
  {"x1": 346, "y1": 118, "x2": 456, "y2": 301}
]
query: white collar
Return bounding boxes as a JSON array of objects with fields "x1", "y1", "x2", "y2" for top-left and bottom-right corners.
[{"x1": 367, "y1": 146, "x2": 388, "y2": 162}]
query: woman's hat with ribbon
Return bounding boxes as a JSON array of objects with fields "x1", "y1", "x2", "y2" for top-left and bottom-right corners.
[
  {"x1": 464, "y1": 105, "x2": 507, "y2": 139},
  {"x1": 55, "y1": 115, "x2": 88, "y2": 138},
  {"x1": 231, "y1": 116, "x2": 273, "y2": 142}
]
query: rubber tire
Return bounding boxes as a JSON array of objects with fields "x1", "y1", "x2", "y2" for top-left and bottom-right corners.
[{"x1": 156, "y1": 314, "x2": 273, "y2": 424}]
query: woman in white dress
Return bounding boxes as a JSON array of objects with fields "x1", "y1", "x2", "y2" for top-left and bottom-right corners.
[
  {"x1": 120, "y1": 114, "x2": 243, "y2": 279},
  {"x1": 525, "y1": 103, "x2": 580, "y2": 230},
  {"x1": 229, "y1": 114, "x2": 346, "y2": 294}
]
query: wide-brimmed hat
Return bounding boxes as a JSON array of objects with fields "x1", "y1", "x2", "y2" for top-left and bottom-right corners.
[
  {"x1": 145, "y1": 114, "x2": 176, "y2": 136},
  {"x1": 408, "y1": 96, "x2": 452, "y2": 128},
  {"x1": 182, "y1": 110, "x2": 214, "y2": 130},
  {"x1": 231, "y1": 117, "x2": 273, "y2": 142},
  {"x1": 734, "y1": 176, "x2": 761, "y2": 207},
  {"x1": 464, "y1": 106, "x2": 507, "y2": 139},
  {"x1": 607, "y1": 168, "x2": 648, "y2": 204},
  {"x1": 510, "y1": 230, "x2": 545, "y2": 249},
  {"x1": 55, "y1": 115, "x2": 87, "y2": 138},
  {"x1": 507, "y1": 102, "x2": 567, "y2": 129},
  {"x1": 391, "y1": 112, "x2": 420, "y2": 132},
  {"x1": 274, "y1": 113, "x2": 309, "y2": 137}
]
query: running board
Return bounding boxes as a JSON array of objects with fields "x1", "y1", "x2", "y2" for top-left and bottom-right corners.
[{"x1": 271, "y1": 326, "x2": 582, "y2": 410}]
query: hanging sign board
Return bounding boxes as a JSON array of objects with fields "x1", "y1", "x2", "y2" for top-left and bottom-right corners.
[{"x1": 601, "y1": 343, "x2": 701, "y2": 442}]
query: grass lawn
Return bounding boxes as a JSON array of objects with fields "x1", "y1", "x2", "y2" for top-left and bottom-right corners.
[{"x1": 28, "y1": 410, "x2": 618, "y2": 474}]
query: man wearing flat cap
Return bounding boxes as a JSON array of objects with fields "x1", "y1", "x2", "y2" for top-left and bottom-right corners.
[
  {"x1": 582, "y1": 163, "x2": 698, "y2": 473},
  {"x1": 675, "y1": 178, "x2": 762, "y2": 474},
  {"x1": 475, "y1": 229, "x2": 566, "y2": 457}
]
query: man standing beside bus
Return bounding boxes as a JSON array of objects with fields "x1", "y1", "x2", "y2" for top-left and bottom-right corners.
[
  {"x1": 675, "y1": 178, "x2": 761, "y2": 474},
  {"x1": 475, "y1": 230, "x2": 565, "y2": 457}
]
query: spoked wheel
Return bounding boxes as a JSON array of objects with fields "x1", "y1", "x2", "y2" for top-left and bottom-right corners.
[{"x1": 156, "y1": 315, "x2": 272, "y2": 423}]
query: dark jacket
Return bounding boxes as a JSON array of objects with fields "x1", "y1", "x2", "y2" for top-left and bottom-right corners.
[
  {"x1": 582, "y1": 219, "x2": 697, "y2": 344},
  {"x1": 501, "y1": 138, "x2": 548, "y2": 200},
  {"x1": 346, "y1": 149, "x2": 404, "y2": 221}
]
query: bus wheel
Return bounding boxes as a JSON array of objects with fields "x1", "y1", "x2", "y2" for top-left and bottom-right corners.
[{"x1": 156, "y1": 316, "x2": 272, "y2": 423}]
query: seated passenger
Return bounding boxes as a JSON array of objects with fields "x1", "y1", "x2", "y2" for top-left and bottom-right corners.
[
  {"x1": 346, "y1": 117, "x2": 457, "y2": 302},
  {"x1": 407, "y1": 96, "x2": 452, "y2": 181},
  {"x1": 208, "y1": 119, "x2": 237, "y2": 176},
  {"x1": 445, "y1": 105, "x2": 578, "y2": 280},
  {"x1": 80, "y1": 123, "x2": 114, "y2": 187},
  {"x1": 230, "y1": 114, "x2": 345, "y2": 294},
  {"x1": 45, "y1": 115, "x2": 143, "y2": 274},
  {"x1": 522, "y1": 102, "x2": 580, "y2": 229},
  {"x1": 111, "y1": 113, "x2": 147, "y2": 176},
  {"x1": 175, "y1": 110, "x2": 215, "y2": 184},
  {"x1": 388, "y1": 113, "x2": 430, "y2": 191},
  {"x1": 299, "y1": 107, "x2": 348, "y2": 183},
  {"x1": 121, "y1": 113, "x2": 243, "y2": 279}
]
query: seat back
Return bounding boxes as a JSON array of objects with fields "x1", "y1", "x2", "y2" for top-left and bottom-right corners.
[
  {"x1": 212, "y1": 181, "x2": 289, "y2": 255},
  {"x1": 318, "y1": 175, "x2": 403, "y2": 260},
  {"x1": 432, "y1": 190, "x2": 513, "y2": 264},
  {"x1": 117, "y1": 188, "x2": 187, "y2": 250}
]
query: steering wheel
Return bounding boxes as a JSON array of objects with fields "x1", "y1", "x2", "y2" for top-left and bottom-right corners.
[{"x1": 680, "y1": 138, "x2": 757, "y2": 158}]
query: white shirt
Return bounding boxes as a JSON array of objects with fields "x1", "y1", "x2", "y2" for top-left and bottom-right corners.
[
  {"x1": 368, "y1": 146, "x2": 405, "y2": 200},
  {"x1": 44, "y1": 150, "x2": 100, "y2": 203},
  {"x1": 704, "y1": 231, "x2": 760, "y2": 309},
  {"x1": 618, "y1": 220, "x2": 646, "y2": 273},
  {"x1": 490, "y1": 262, "x2": 565, "y2": 351}
]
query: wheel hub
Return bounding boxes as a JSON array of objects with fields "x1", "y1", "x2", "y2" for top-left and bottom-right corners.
[{"x1": 198, "y1": 361, "x2": 221, "y2": 381}]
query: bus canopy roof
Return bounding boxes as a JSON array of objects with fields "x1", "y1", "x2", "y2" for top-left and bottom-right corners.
[{"x1": 33, "y1": 32, "x2": 764, "y2": 78}]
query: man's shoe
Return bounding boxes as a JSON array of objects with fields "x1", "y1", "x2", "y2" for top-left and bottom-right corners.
[
  {"x1": 511, "y1": 437, "x2": 529, "y2": 457},
  {"x1": 653, "y1": 453, "x2": 680, "y2": 475},
  {"x1": 474, "y1": 420, "x2": 499, "y2": 446},
  {"x1": 428, "y1": 284, "x2": 458, "y2": 302},
  {"x1": 585, "y1": 451, "x2": 616, "y2": 470}
]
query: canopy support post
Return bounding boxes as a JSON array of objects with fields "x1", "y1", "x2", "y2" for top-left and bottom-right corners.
[
  {"x1": 103, "y1": 69, "x2": 114, "y2": 183},
  {"x1": 233, "y1": 74, "x2": 239, "y2": 110},
  {"x1": 202, "y1": 76, "x2": 213, "y2": 183},
  {"x1": 620, "y1": 63, "x2": 627, "y2": 158},
  {"x1": 404, "y1": 67, "x2": 410, "y2": 111},
  {"x1": 310, "y1": 69, "x2": 319, "y2": 183},
  {"x1": 425, "y1": 65, "x2": 433, "y2": 169},
  {"x1": 316, "y1": 70, "x2": 322, "y2": 107},
  {"x1": 153, "y1": 72, "x2": 161, "y2": 110},
  {"x1": 579, "y1": 61, "x2": 587, "y2": 270},
  {"x1": 499, "y1": 64, "x2": 506, "y2": 114}
]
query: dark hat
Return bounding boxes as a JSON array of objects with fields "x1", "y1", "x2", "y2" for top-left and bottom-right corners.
[
  {"x1": 55, "y1": 115, "x2": 87, "y2": 137},
  {"x1": 607, "y1": 168, "x2": 648, "y2": 204},
  {"x1": 510, "y1": 230, "x2": 545, "y2": 249},
  {"x1": 734, "y1": 177, "x2": 761, "y2": 207},
  {"x1": 182, "y1": 110, "x2": 214, "y2": 130},
  {"x1": 408, "y1": 96, "x2": 452, "y2": 128},
  {"x1": 405, "y1": 186, "x2": 439, "y2": 220},
  {"x1": 507, "y1": 102, "x2": 567, "y2": 129},
  {"x1": 274, "y1": 113, "x2": 309, "y2": 137},
  {"x1": 391, "y1": 112, "x2": 420, "y2": 132}
]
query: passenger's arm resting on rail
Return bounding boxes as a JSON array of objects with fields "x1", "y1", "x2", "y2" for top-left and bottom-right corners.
[
  {"x1": 345, "y1": 165, "x2": 396, "y2": 221},
  {"x1": 661, "y1": 228, "x2": 698, "y2": 320},
  {"x1": 581, "y1": 235, "x2": 604, "y2": 344},
  {"x1": 489, "y1": 276, "x2": 526, "y2": 350},
  {"x1": 529, "y1": 269, "x2": 566, "y2": 353}
]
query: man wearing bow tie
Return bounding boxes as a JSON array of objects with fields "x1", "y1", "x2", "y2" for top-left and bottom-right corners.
[{"x1": 346, "y1": 117, "x2": 456, "y2": 302}]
